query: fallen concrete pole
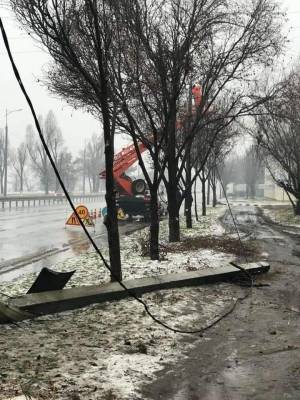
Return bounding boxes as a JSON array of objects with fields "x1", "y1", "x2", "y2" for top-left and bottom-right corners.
[
  {"x1": 8, "y1": 261, "x2": 270, "y2": 319},
  {"x1": 0, "y1": 302, "x2": 33, "y2": 324}
]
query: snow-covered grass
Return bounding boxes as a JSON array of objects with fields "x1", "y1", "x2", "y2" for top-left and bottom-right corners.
[
  {"x1": 0, "y1": 205, "x2": 252, "y2": 400},
  {"x1": 262, "y1": 204, "x2": 300, "y2": 228}
]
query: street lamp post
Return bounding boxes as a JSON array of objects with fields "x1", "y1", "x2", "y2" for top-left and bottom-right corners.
[
  {"x1": 4, "y1": 112, "x2": 8, "y2": 197},
  {"x1": 3, "y1": 108, "x2": 22, "y2": 197}
]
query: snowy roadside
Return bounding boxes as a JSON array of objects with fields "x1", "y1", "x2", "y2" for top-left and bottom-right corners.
[
  {"x1": 0, "y1": 284, "x2": 241, "y2": 400},
  {"x1": 0, "y1": 206, "x2": 252, "y2": 400},
  {"x1": 0, "y1": 206, "x2": 228, "y2": 298},
  {"x1": 261, "y1": 204, "x2": 300, "y2": 228}
]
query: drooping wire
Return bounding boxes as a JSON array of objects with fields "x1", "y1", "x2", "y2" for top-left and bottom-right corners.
[
  {"x1": 216, "y1": 166, "x2": 249, "y2": 262},
  {"x1": 216, "y1": 166, "x2": 254, "y2": 288},
  {"x1": 0, "y1": 17, "x2": 252, "y2": 334}
]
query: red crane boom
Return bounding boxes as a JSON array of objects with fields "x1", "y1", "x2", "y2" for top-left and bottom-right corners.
[{"x1": 99, "y1": 142, "x2": 147, "y2": 196}]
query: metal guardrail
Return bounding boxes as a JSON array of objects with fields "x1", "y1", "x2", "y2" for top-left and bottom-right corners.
[{"x1": 0, "y1": 193, "x2": 105, "y2": 209}]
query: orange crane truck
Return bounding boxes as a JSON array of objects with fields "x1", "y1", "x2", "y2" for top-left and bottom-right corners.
[{"x1": 99, "y1": 141, "x2": 153, "y2": 220}]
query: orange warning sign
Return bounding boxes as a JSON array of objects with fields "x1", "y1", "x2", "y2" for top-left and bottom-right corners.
[
  {"x1": 66, "y1": 205, "x2": 93, "y2": 226},
  {"x1": 75, "y1": 205, "x2": 89, "y2": 219},
  {"x1": 66, "y1": 213, "x2": 80, "y2": 226}
]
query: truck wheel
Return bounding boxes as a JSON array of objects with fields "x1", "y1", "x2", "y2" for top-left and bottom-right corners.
[{"x1": 132, "y1": 179, "x2": 147, "y2": 195}]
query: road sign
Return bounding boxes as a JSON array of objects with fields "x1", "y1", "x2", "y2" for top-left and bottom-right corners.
[
  {"x1": 117, "y1": 208, "x2": 126, "y2": 220},
  {"x1": 66, "y1": 213, "x2": 80, "y2": 226},
  {"x1": 75, "y1": 205, "x2": 89, "y2": 219},
  {"x1": 66, "y1": 205, "x2": 94, "y2": 227},
  {"x1": 101, "y1": 207, "x2": 125, "y2": 220}
]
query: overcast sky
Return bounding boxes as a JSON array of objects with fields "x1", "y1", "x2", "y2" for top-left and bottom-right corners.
[{"x1": 0, "y1": 0, "x2": 300, "y2": 156}]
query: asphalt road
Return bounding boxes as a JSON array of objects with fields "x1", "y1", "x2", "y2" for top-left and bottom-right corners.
[
  {"x1": 142, "y1": 204, "x2": 300, "y2": 400},
  {"x1": 0, "y1": 201, "x2": 145, "y2": 282}
]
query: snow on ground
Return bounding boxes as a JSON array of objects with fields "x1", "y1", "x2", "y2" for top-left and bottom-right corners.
[
  {"x1": 0, "y1": 205, "x2": 247, "y2": 400},
  {"x1": 0, "y1": 284, "x2": 242, "y2": 400},
  {"x1": 262, "y1": 204, "x2": 300, "y2": 228},
  {"x1": 0, "y1": 206, "x2": 228, "y2": 298}
]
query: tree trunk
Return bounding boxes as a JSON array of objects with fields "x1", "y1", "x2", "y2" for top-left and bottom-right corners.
[
  {"x1": 168, "y1": 197, "x2": 180, "y2": 242},
  {"x1": 251, "y1": 183, "x2": 256, "y2": 198},
  {"x1": 104, "y1": 148, "x2": 122, "y2": 281},
  {"x1": 103, "y1": 123, "x2": 122, "y2": 281},
  {"x1": 207, "y1": 176, "x2": 211, "y2": 205},
  {"x1": 149, "y1": 188, "x2": 159, "y2": 260},
  {"x1": 45, "y1": 175, "x2": 49, "y2": 194},
  {"x1": 185, "y1": 148, "x2": 192, "y2": 229},
  {"x1": 167, "y1": 106, "x2": 180, "y2": 242},
  {"x1": 295, "y1": 199, "x2": 300, "y2": 216},
  {"x1": 201, "y1": 178, "x2": 206, "y2": 216},
  {"x1": 20, "y1": 174, "x2": 23, "y2": 192},
  {"x1": 185, "y1": 190, "x2": 192, "y2": 228},
  {"x1": 194, "y1": 178, "x2": 199, "y2": 222},
  {"x1": 212, "y1": 183, "x2": 217, "y2": 207},
  {"x1": 55, "y1": 174, "x2": 60, "y2": 192}
]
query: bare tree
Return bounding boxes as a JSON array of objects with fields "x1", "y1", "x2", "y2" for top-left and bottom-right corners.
[
  {"x1": 58, "y1": 149, "x2": 78, "y2": 192},
  {"x1": 243, "y1": 145, "x2": 263, "y2": 198},
  {"x1": 191, "y1": 119, "x2": 236, "y2": 215},
  {"x1": 10, "y1": 142, "x2": 27, "y2": 192},
  {"x1": 26, "y1": 112, "x2": 64, "y2": 194},
  {"x1": 45, "y1": 111, "x2": 64, "y2": 192},
  {"x1": 11, "y1": 0, "x2": 122, "y2": 279},
  {"x1": 26, "y1": 124, "x2": 52, "y2": 194},
  {"x1": 11, "y1": 0, "x2": 284, "y2": 266},
  {"x1": 255, "y1": 69, "x2": 300, "y2": 214},
  {"x1": 120, "y1": 0, "x2": 283, "y2": 241},
  {"x1": 219, "y1": 157, "x2": 237, "y2": 197},
  {"x1": 86, "y1": 134, "x2": 105, "y2": 193},
  {"x1": 167, "y1": 0, "x2": 284, "y2": 240}
]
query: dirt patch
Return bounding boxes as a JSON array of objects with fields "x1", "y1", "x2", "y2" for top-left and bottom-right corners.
[{"x1": 165, "y1": 235, "x2": 260, "y2": 258}]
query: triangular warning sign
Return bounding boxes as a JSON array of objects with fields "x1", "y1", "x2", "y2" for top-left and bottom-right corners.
[
  {"x1": 66, "y1": 205, "x2": 95, "y2": 227},
  {"x1": 66, "y1": 213, "x2": 80, "y2": 226}
]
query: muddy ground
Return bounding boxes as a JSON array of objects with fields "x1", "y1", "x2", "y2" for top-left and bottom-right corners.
[{"x1": 142, "y1": 205, "x2": 300, "y2": 400}]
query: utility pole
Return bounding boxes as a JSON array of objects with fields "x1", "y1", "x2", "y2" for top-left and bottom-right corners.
[
  {"x1": 4, "y1": 110, "x2": 8, "y2": 197},
  {"x1": 82, "y1": 141, "x2": 86, "y2": 194}
]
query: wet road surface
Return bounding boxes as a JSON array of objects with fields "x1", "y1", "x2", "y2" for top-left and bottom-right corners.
[
  {"x1": 0, "y1": 201, "x2": 146, "y2": 282},
  {"x1": 142, "y1": 203, "x2": 300, "y2": 400}
]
